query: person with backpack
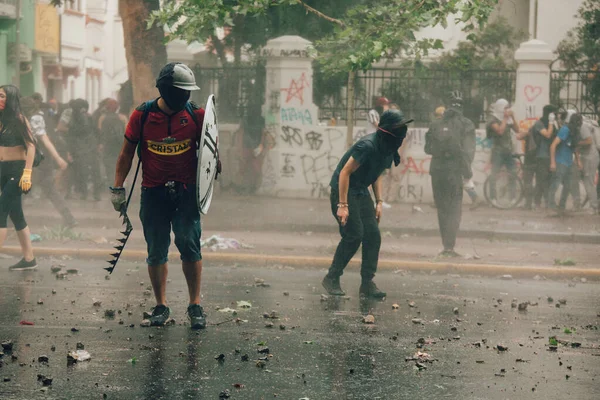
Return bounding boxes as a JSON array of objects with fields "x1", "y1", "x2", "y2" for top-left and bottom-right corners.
[
  {"x1": 111, "y1": 62, "x2": 207, "y2": 329},
  {"x1": 21, "y1": 97, "x2": 76, "y2": 228},
  {"x1": 532, "y1": 105, "x2": 558, "y2": 208},
  {"x1": 425, "y1": 91, "x2": 475, "y2": 257},
  {"x1": 98, "y1": 98, "x2": 128, "y2": 187},
  {"x1": 549, "y1": 110, "x2": 583, "y2": 214},
  {"x1": 575, "y1": 117, "x2": 599, "y2": 214},
  {"x1": 486, "y1": 99, "x2": 518, "y2": 206},
  {"x1": 322, "y1": 109, "x2": 412, "y2": 299}
]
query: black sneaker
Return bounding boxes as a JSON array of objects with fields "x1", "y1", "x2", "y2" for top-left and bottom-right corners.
[
  {"x1": 148, "y1": 305, "x2": 170, "y2": 326},
  {"x1": 359, "y1": 281, "x2": 386, "y2": 299},
  {"x1": 187, "y1": 304, "x2": 207, "y2": 330},
  {"x1": 322, "y1": 275, "x2": 345, "y2": 296},
  {"x1": 9, "y1": 258, "x2": 38, "y2": 271}
]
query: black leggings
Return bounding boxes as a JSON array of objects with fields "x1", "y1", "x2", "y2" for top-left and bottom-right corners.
[{"x1": 0, "y1": 160, "x2": 27, "y2": 231}]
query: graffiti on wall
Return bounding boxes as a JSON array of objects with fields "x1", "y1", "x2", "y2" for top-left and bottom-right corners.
[{"x1": 280, "y1": 73, "x2": 310, "y2": 105}]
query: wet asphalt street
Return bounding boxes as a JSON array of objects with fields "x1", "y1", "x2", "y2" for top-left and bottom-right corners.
[{"x1": 0, "y1": 259, "x2": 599, "y2": 400}]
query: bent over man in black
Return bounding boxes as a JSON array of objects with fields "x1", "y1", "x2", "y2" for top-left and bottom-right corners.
[{"x1": 322, "y1": 110, "x2": 413, "y2": 298}]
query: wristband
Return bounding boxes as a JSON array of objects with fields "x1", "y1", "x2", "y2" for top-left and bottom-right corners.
[
  {"x1": 376, "y1": 199, "x2": 383, "y2": 204},
  {"x1": 337, "y1": 203, "x2": 348, "y2": 208}
]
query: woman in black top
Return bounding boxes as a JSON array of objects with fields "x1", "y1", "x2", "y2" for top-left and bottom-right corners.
[{"x1": 0, "y1": 85, "x2": 38, "y2": 270}]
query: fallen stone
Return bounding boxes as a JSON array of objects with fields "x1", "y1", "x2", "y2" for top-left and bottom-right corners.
[
  {"x1": 1, "y1": 340, "x2": 13, "y2": 351},
  {"x1": 547, "y1": 296, "x2": 554, "y2": 303},
  {"x1": 51, "y1": 289, "x2": 56, "y2": 295},
  {"x1": 66, "y1": 268, "x2": 79, "y2": 274},
  {"x1": 412, "y1": 318, "x2": 424, "y2": 325},
  {"x1": 283, "y1": 291, "x2": 290, "y2": 296},
  {"x1": 497, "y1": 344, "x2": 509, "y2": 352},
  {"x1": 453, "y1": 307, "x2": 459, "y2": 315},
  {"x1": 257, "y1": 347, "x2": 270, "y2": 354},
  {"x1": 255, "y1": 360, "x2": 267, "y2": 368},
  {"x1": 265, "y1": 321, "x2": 274, "y2": 328},
  {"x1": 214, "y1": 354, "x2": 225, "y2": 362},
  {"x1": 219, "y1": 389, "x2": 231, "y2": 399},
  {"x1": 392, "y1": 304, "x2": 400, "y2": 310},
  {"x1": 76, "y1": 342, "x2": 84, "y2": 350},
  {"x1": 67, "y1": 350, "x2": 91, "y2": 364},
  {"x1": 50, "y1": 265, "x2": 63, "y2": 273},
  {"x1": 501, "y1": 275, "x2": 513, "y2": 280},
  {"x1": 409, "y1": 301, "x2": 416, "y2": 308},
  {"x1": 140, "y1": 320, "x2": 151, "y2": 327},
  {"x1": 93, "y1": 301, "x2": 102, "y2": 307},
  {"x1": 37, "y1": 374, "x2": 53, "y2": 386},
  {"x1": 558, "y1": 298, "x2": 567, "y2": 305},
  {"x1": 37, "y1": 299, "x2": 44, "y2": 305},
  {"x1": 241, "y1": 354, "x2": 249, "y2": 362},
  {"x1": 518, "y1": 302, "x2": 529, "y2": 311},
  {"x1": 38, "y1": 355, "x2": 49, "y2": 363},
  {"x1": 363, "y1": 315, "x2": 375, "y2": 324},
  {"x1": 104, "y1": 310, "x2": 116, "y2": 318},
  {"x1": 320, "y1": 294, "x2": 329, "y2": 302},
  {"x1": 279, "y1": 324, "x2": 286, "y2": 330}
]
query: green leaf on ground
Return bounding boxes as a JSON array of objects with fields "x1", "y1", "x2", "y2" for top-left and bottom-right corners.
[
  {"x1": 554, "y1": 258, "x2": 576, "y2": 266},
  {"x1": 549, "y1": 337, "x2": 558, "y2": 346}
]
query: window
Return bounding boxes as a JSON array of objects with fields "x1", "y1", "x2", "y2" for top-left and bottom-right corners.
[{"x1": 65, "y1": 0, "x2": 82, "y2": 12}]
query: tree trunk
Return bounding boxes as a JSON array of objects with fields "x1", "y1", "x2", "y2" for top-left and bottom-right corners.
[
  {"x1": 346, "y1": 70, "x2": 356, "y2": 148},
  {"x1": 119, "y1": 0, "x2": 167, "y2": 106}
]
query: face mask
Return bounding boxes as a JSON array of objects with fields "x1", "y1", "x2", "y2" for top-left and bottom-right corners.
[
  {"x1": 379, "y1": 125, "x2": 407, "y2": 153},
  {"x1": 158, "y1": 85, "x2": 190, "y2": 112}
]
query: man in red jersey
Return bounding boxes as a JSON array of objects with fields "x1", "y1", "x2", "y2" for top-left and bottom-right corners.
[{"x1": 110, "y1": 63, "x2": 207, "y2": 329}]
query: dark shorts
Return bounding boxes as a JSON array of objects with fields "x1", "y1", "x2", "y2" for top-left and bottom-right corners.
[{"x1": 139, "y1": 182, "x2": 202, "y2": 266}]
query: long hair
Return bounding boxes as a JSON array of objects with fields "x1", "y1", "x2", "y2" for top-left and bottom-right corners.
[
  {"x1": 568, "y1": 113, "x2": 583, "y2": 144},
  {"x1": 0, "y1": 85, "x2": 34, "y2": 146}
]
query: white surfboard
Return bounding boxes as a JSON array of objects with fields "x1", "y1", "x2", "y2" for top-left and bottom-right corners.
[{"x1": 197, "y1": 95, "x2": 219, "y2": 215}]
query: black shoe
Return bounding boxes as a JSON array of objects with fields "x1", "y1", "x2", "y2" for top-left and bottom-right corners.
[
  {"x1": 359, "y1": 281, "x2": 386, "y2": 299},
  {"x1": 148, "y1": 305, "x2": 170, "y2": 326},
  {"x1": 9, "y1": 258, "x2": 38, "y2": 271},
  {"x1": 438, "y1": 249, "x2": 462, "y2": 258},
  {"x1": 187, "y1": 304, "x2": 207, "y2": 330},
  {"x1": 322, "y1": 275, "x2": 345, "y2": 296}
]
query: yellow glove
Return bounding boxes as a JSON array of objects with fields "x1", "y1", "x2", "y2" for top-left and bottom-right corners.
[{"x1": 19, "y1": 168, "x2": 32, "y2": 193}]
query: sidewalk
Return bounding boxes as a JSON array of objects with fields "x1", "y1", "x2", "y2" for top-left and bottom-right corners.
[{"x1": 22, "y1": 192, "x2": 600, "y2": 243}]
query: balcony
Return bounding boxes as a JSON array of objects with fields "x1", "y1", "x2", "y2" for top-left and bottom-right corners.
[{"x1": 0, "y1": 0, "x2": 17, "y2": 19}]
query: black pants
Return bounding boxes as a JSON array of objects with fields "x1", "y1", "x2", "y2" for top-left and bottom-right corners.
[
  {"x1": 0, "y1": 160, "x2": 27, "y2": 231},
  {"x1": 431, "y1": 172, "x2": 463, "y2": 251},
  {"x1": 522, "y1": 152, "x2": 536, "y2": 207},
  {"x1": 328, "y1": 190, "x2": 381, "y2": 281},
  {"x1": 534, "y1": 158, "x2": 551, "y2": 207},
  {"x1": 35, "y1": 163, "x2": 76, "y2": 226}
]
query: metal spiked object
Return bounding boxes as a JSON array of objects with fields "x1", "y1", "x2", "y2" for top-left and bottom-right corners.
[{"x1": 105, "y1": 159, "x2": 140, "y2": 274}]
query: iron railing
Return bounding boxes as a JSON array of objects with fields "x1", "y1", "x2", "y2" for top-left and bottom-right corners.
[
  {"x1": 550, "y1": 70, "x2": 600, "y2": 120},
  {"x1": 191, "y1": 63, "x2": 265, "y2": 124},
  {"x1": 315, "y1": 68, "x2": 516, "y2": 126}
]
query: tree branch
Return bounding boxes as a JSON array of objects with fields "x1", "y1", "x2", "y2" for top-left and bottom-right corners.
[{"x1": 297, "y1": 0, "x2": 344, "y2": 27}]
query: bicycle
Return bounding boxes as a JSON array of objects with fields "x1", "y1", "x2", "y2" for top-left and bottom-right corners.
[{"x1": 483, "y1": 153, "x2": 525, "y2": 210}]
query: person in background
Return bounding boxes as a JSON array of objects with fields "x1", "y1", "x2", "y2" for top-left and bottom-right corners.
[
  {"x1": 367, "y1": 97, "x2": 390, "y2": 132},
  {"x1": 434, "y1": 106, "x2": 481, "y2": 210},
  {"x1": 98, "y1": 99, "x2": 128, "y2": 187},
  {"x1": 549, "y1": 110, "x2": 582, "y2": 215},
  {"x1": 529, "y1": 105, "x2": 558, "y2": 209},
  {"x1": 425, "y1": 91, "x2": 475, "y2": 257},
  {"x1": 58, "y1": 99, "x2": 103, "y2": 201},
  {"x1": 486, "y1": 99, "x2": 518, "y2": 206},
  {"x1": 575, "y1": 117, "x2": 599, "y2": 214},
  {"x1": 21, "y1": 97, "x2": 76, "y2": 228},
  {"x1": 0, "y1": 85, "x2": 37, "y2": 270},
  {"x1": 323, "y1": 110, "x2": 412, "y2": 298}
]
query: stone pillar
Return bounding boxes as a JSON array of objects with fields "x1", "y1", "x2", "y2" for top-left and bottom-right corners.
[
  {"x1": 259, "y1": 36, "x2": 337, "y2": 197},
  {"x1": 513, "y1": 39, "x2": 554, "y2": 130}
]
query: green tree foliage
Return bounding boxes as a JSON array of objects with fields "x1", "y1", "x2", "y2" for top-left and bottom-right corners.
[
  {"x1": 429, "y1": 17, "x2": 526, "y2": 71},
  {"x1": 152, "y1": 0, "x2": 499, "y2": 73},
  {"x1": 557, "y1": 0, "x2": 600, "y2": 70}
]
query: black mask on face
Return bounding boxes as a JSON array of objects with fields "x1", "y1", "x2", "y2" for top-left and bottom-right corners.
[
  {"x1": 378, "y1": 125, "x2": 407, "y2": 166},
  {"x1": 158, "y1": 85, "x2": 190, "y2": 112}
]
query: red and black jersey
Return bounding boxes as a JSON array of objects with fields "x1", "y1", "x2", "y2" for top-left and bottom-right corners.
[{"x1": 125, "y1": 100, "x2": 205, "y2": 187}]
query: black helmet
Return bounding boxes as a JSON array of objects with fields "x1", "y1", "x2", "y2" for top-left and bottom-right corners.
[
  {"x1": 448, "y1": 90, "x2": 463, "y2": 107},
  {"x1": 379, "y1": 109, "x2": 413, "y2": 135}
]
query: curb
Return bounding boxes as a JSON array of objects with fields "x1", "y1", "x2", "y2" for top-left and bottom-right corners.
[
  {"x1": 26, "y1": 216, "x2": 600, "y2": 244},
  {"x1": 3, "y1": 246, "x2": 600, "y2": 280}
]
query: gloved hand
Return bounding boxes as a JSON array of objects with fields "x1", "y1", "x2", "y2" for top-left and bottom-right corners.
[
  {"x1": 110, "y1": 186, "x2": 126, "y2": 212},
  {"x1": 19, "y1": 169, "x2": 32, "y2": 193}
]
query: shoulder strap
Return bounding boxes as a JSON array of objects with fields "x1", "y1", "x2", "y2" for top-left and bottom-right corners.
[
  {"x1": 185, "y1": 102, "x2": 200, "y2": 134},
  {"x1": 137, "y1": 101, "x2": 153, "y2": 159}
]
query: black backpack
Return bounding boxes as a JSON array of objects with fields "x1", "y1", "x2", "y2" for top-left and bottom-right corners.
[{"x1": 427, "y1": 116, "x2": 465, "y2": 157}]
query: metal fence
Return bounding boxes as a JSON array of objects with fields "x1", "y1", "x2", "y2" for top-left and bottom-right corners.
[
  {"x1": 191, "y1": 64, "x2": 265, "y2": 124},
  {"x1": 550, "y1": 70, "x2": 600, "y2": 120},
  {"x1": 316, "y1": 68, "x2": 516, "y2": 126}
]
